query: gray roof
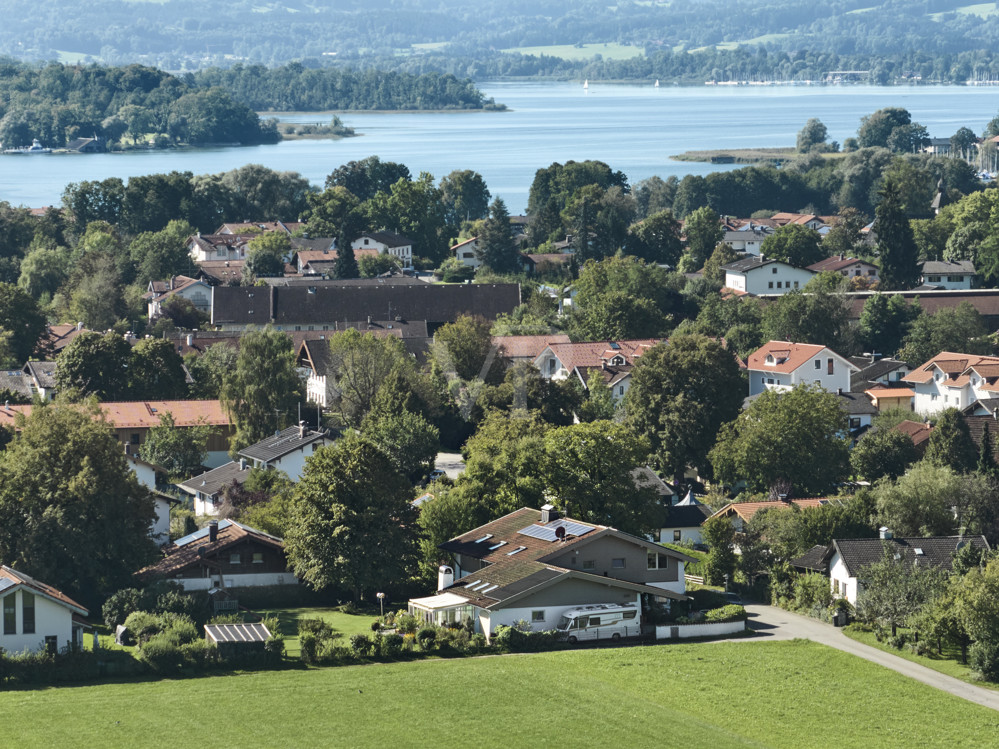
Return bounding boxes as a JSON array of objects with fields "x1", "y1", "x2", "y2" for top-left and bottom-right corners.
[
  {"x1": 921, "y1": 260, "x2": 976, "y2": 275},
  {"x1": 0, "y1": 369, "x2": 33, "y2": 399},
  {"x1": 259, "y1": 276, "x2": 423, "y2": 288},
  {"x1": 359, "y1": 230, "x2": 412, "y2": 248},
  {"x1": 664, "y1": 504, "x2": 710, "y2": 529},
  {"x1": 179, "y1": 461, "x2": 254, "y2": 498},
  {"x1": 720, "y1": 255, "x2": 804, "y2": 273},
  {"x1": 212, "y1": 284, "x2": 521, "y2": 327},
  {"x1": 849, "y1": 357, "x2": 910, "y2": 390},
  {"x1": 239, "y1": 425, "x2": 332, "y2": 464},
  {"x1": 837, "y1": 391, "x2": 878, "y2": 416},
  {"x1": 832, "y1": 535, "x2": 990, "y2": 578},
  {"x1": 290, "y1": 237, "x2": 335, "y2": 252},
  {"x1": 790, "y1": 545, "x2": 829, "y2": 572},
  {"x1": 24, "y1": 360, "x2": 58, "y2": 389}
]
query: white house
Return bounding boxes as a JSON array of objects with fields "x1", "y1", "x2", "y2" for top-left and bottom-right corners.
[
  {"x1": 179, "y1": 460, "x2": 255, "y2": 517},
  {"x1": 722, "y1": 222, "x2": 773, "y2": 255},
  {"x1": 451, "y1": 237, "x2": 482, "y2": 269},
  {"x1": 352, "y1": 231, "x2": 413, "y2": 269},
  {"x1": 533, "y1": 339, "x2": 662, "y2": 403},
  {"x1": 137, "y1": 519, "x2": 298, "y2": 592},
  {"x1": 144, "y1": 276, "x2": 212, "y2": 320},
  {"x1": 123, "y1": 453, "x2": 176, "y2": 543},
  {"x1": 903, "y1": 351, "x2": 999, "y2": 415},
  {"x1": 659, "y1": 491, "x2": 710, "y2": 546},
  {"x1": 807, "y1": 255, "x2": 880, "y2": 285},
  {"x1": 407, "y1": 505, "x2": 694, "y2": 640},
  {"x1": 722, "y1": 256, "x2": 816, "y2": 296},
  {"x1": 746, "y1": 341, "x2": 858, "y2": 397},
  {"x1": 1, "y1": 566, "x2": 88, "y2": 654},
  {"x1": 920, "y1": 260, "x2": 975, "y2": 290}
]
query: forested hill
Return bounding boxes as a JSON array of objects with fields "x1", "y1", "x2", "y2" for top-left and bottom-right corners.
[
  {"x1": 0, "y1": 61, "x2": 500, "y2": 149},
  {"x1": 1, "y1": 0, "x2": 999, "y2": 75}
]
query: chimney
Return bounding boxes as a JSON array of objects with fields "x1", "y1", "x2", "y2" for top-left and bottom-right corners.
[
  {"x1": 541, "y1": 503, "x2": 560, "y2": 524},
  {"x1": 879, "y1": 527, "x2": 893, "y2": 540},
  {"x1": 76, "y1": 321, "x2": 83, "y2": 331},
  {"x1": 437, "y1": 565, "x2": 454, "y2": 592},
  {"x1": 298, "y1": 420, "x2": 306, "y2": 439},
  {"x1": 239, "y1": 458, "x2": 247, "y2": 471},
  {"x1": 186, "y1": 333, "x2": 194, "y2": 347},
  {"x1": 839, "y1": 254, "x2": 845, "y2": 261},
  {"x1": 208, "y1": 520, "x2": 219, "y2": 543},
  {"x1": 124, "y1": 442, "x2": 131, "y2": 455},
  {"x1": 367, "y1": 315, "x2": 372, "y2": 325}
]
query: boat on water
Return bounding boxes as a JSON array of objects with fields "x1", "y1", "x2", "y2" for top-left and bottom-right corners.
[
  {"x1": 583, "y1": 79, "x2": 588, "y2": 90},
  {"x1": 655, "y1": 79, "x2": 660, "y2": 88},
  {"x1": 2, "y1": 138, "x2": 52, "y2": 154}
]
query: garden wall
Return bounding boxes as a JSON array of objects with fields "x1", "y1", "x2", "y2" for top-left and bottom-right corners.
[{"x1": 656, "y1": 620, "x2": 745, "y2": 640}]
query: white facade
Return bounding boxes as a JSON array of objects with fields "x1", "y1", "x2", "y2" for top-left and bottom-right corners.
[
  {"x1": 246, "y1": 439, "x2": 332, "y2": 480},
  {"x1": 724, "y1": 262, "x2": 815, "y2": 296},
  {"x1": 748, "y1": 349, "x2": 855, "y2": 397},
  {"x1": 147, "y1": 281, "x2": 212, "y2": 320},
  {"x1": 921, "y1": 270, "x2": 973, "y2": 290},
  {"x1": 0, "y1": 587, "x2": 85, "y2": 654},
  {"x1": 660, "y1": 525, "x2": 703, "y2": 546},
  {"x1": 910, "y1": 365, "x2": 995, "y2": 415},
  {"x1": 723, "y1": 228, "x2": 771, "y2": 255},
  {"x1": 477, "y1": 594, "x2": 642, "y2": 640},
  {"x1": 124, "y1": 455, "x2": 171, "y2": 543},
  {"x1": 828, "y1": 553, "x2": 860, "y2": 605},
  {"x1": 352, "y1": 235, "x2": 413, "y2": 269},
  {"x1": 175, "y1": 571, "x2": 299, "y2": 591},
  {"x1": 452, "y1": 237, "x2": 482, "y2": 269}
]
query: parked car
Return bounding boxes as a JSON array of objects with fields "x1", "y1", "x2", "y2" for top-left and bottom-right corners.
[{"x1": 724, "y1": 592, "x2": 743, "y2": 606}]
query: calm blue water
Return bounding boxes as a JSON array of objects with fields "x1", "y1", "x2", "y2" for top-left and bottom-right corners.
[{"x1": 1, "y1": 82, "x2": 997, "y2": 213}]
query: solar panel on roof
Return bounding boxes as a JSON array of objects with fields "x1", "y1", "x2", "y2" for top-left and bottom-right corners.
[
  {"x1": 175, "y1": 519, "x2": 234, "y2": 547},
  {"x1": 0, "y1": 578, "x2": 15, "y2": 593},
  {"x1": 517, "y1": 519, "x2": 595, "y2": 542}
]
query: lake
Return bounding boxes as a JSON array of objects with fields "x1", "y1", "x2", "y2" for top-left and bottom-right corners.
[{"x1": 1, "y1": 82, "x2": 997, "y2": 213}]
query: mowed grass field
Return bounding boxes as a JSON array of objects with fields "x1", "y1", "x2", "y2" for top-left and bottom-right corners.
[{"x1": 5, "y1": 640, "x2": 999, "y2": 748}]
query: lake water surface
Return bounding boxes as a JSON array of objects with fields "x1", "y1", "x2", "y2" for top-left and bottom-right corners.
[{"x1": 1, "y1": 82, "x2": 997, "y2": 213}]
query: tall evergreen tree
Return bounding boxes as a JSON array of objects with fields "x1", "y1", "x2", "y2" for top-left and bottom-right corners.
[
  {"x1": 978, "y1": 421, "x2": 998, "y2": 478},
  {"x1": 332, "y1": 243, "x2": 359, "y2": 279},
  {"x1": 476, "y1": 197, "x2": 519, "y2": 273},
  {"x1": 925, "y1": 408, "x2": 978, "y2": 474},
  {"x1": 876, "y1": 177, "x2": 920, "y2": 290}
]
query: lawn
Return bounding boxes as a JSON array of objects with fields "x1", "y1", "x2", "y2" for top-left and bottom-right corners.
[
  {"x1": 267, "y1": 607, "x2": 379, "y2": 657},
  {"x1": 843, "y1": 626, "x2": 999, "y2": 692},
  {"x1": 4, "y1": 640, "x2": 999, "y2": 747},
  {"x1": 500, "y1": 43, "x2": 644, "y2": 61}
]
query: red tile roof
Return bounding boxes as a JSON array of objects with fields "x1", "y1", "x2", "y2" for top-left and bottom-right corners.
[
  {"x1": 746, "y1": 340, "x2": 828, "y2": 374},
  {"x1": 539, "y1": 339, "x2": 663, "y2": 372},
  {"x1": 0, "y1": 400, "x2": 230, "y2": 430},
  {"x1": 807, "y1": 256, "x2": 878, "y2": 273},
  {"x1": 0, "y1": 566, "x2": 88, "y2": 615},
  {"x1": 903, "y1": 352, "x2": 999, "y2": 385},
  {"x1": 494, "y1": 334, "x2": 571, "y2": 360},
  {"x1": 708, "y1": 498, "x2": 844, "y2": 524},
  {"x1": 894, "y1": 420, "x2": 933, "y2": 446}
]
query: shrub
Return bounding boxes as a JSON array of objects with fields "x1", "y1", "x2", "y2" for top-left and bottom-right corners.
[
  {"x1": 494, "y1": 625, "x2": 560, "y2": 653},
  {"x1": 792, "y1": 573, "x2": 833, "y2": 611},
  {"x1": 209, "y1": 613, "x2": 244, "y2": 625},
  {"x1": 102, "y1": 588, "x2": 146, "y2": 629},
  {"x1": 350, "y1": 634, "x2": 374, "y2": 656},
  {"x1": 156, "y1": 588, "x2": 203, "y2": 623},
  {"x1": 416, "y1": 626, "x2": 437, "y2": 651},
  {"x1": 970, "y1": 640, "x2": 999, "y2": 682},
  {"x1": 139, "y1": 635, "x2": 185, "y2": 672},
  {"x1": 380, "y1": 633, "x2": 404, "y2": 657},
  {"x1": 370, "y1": 620, "x2": 381, "y2": 632},
  {"x1": 339, "y1": 601, "x2": 359, "y2": 615},
  {"x1": 395, "y1": 613, "x2": 419, "y2": 635},
  {"x1": 264, "y1": 634, "x2": 285, "y2": 657},
  {"x1": 704, "y1": 605, "x2": 747, "y2": 623},
  {"x1": 298, "y1": 618, "x2": 335, "y2": 639},
  {"x1": 123, "y1": 611, "x2": 162, "y2": 644}
]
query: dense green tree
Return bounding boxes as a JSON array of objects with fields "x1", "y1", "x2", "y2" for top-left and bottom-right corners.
[
  {"x1": 362, "y1": 408, "x2": 440, "y2": 482},
  {"x1": 750, "y1": 498, "x2": 875, "y2": 561},
  {"x1": 710, "y1": 385, "x2": 850, "y2": 496},
  {"x1": 858, "y1": 107, "x2": 912, "y2": 149},
  {"x1": 185, "y1": 342, "x2": 238, "y2": 399},
  {"x1": 702, "y1": 514, "x2": 737, "y2": 587},
  {"x1": 332, "y1": 244, "x2": 360, "y2": 280},
  {"x1": 479, "y1": 362, "x2": 582, "y2": 427},
  {"x1": 857, "y1": 548, "x2": 948, "y2": 637},
  {"x1": 128, "y1": 220, "x2": 197, "y2": 285},
  {"x1": 286, "y1": 434, "x2": 417, "y2": 600},
  {"x1": 925, "y1": 408, "x2": 978, "y2": 474},
  {"x1": 627, "y1": 335, "x2": 744, "y2": 484},
  {"x1": 796, "y1": 118, "x2": 828, "y2": 152},
  {"x1": 681, "y1": 206, "x2": 723, "y2": 270},
  {"x1": 220, "y1": 325, "x2": 303, "y2": 451},
  {"x1": 55, "y1": 331, "x2": 132, "y2": 400},
  {"x1": 851, "y1": 429, "x2": 919, "y2": 482},
  {"x1": 432, "y1": 314, "x2": 504, "y2": 384},
  {"x1": 302, "y1": 186, "x2": 367, "y2": 252},
  {"x1": 702, "y1": 242, "x2": 739, "y2": 285},
  {"x1": 476, "y1": 197, "x2": 519, "y2": 273},
  {"x1": 526, "y1": 160, "x2": 629, "y2": 245},
  {"x1": 218, "y1": 164, "x2": 311, "y2": 223},
  {"x1": 138, "y1": 412, "x2": 212, "y2": 478},
  {"x1": 876, "y1": 177, "x2": 920, "y2": 290},
  {"x1": 671, "y1": 175, "x2": 709, "y2": 219},
  {"x1": 542, "y1": 421, "x2": 662, "y2": 536},
  {"x1": 951, "y1": 127, "x2": 979, "y2": 156},
  {"x1": 633, "y1": 176, "x2": 678, "y2": 219},
  {"x1": 66, "y1": 253, "x2": 128, "y2": 330},
  {"x1": 760, "y1": 288, "x2": 852, "y2": 353},
  {"x1": 873, "y1": 461, "x2": 967, "y2": 537},
  {"x1": 759, "y1": 224, "x2": 824, "y2": 267},
  {"x1": 366, "y1": 172, "x2": 449, "y2": 264},
  {"x1": 0, "y1": 400, "x2": 157, "y2": 606},
  {"x1": 856, "y1": 294, "x2": 920, "y2": 357},
  {"x1": 577, "y1": 368, "x2": 617, "y2": 423},
  {"x1": 439, "y1": 169, "x2": 491, "y2": 231},
  {"x1": 416, "y1": 486, "x2": 492, "y2": 582},
  {"x1": 61, "y1": 178, "x2": 125, "y2": 234},
  {"x1": 325, "y1": 156, "x2": 411, "y2": 202},
  {"x1": 626, "y1": 209, "x2": 683, "y2": 266},
  {"x1": 128, "y1": 338, "x2": 188, "y2": 400},
  {"x1": 0, "y1": 283, "x2": 47, "y2": 366},
  {"x1": 898, "y1": 302, "x2": 991, "y2": 366}
]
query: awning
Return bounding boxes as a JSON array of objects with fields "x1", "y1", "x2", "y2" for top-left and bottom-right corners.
[{"x1": 408, "y1": 592, "x2": 472, "y2": 611}]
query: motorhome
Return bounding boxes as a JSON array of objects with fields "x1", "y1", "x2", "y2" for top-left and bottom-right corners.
[{"x1": 556, "y1": 603, "x2": 641, "y2": 643}]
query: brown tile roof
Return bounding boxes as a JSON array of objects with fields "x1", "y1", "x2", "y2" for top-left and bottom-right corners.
[
  {"x1": 708, "y1": 498, "x2": 845, "y2": 524},
  {"x1": 539, "y1": 339, "x2": 663, "y2": 372},
  {"x1": 747, "y1": 340, "x2": 829, "y2": 374},
  {"x1": 807, "y1": 256, "x2": 878, "y2": 273},
  {"x1": 893, "y1": 420, "x2": 933, "y2": 446},
  {"x1": 904, "y1": 352, "x2": 999, "y2": 385},
  {"x1": 493, "y1": 334, "x2": 571, "y2": 360},
  {"x1": 40, "y1": 323, "x2": 90, "y2": 357},
  {"x1": 843, "y1": 291, "x2": 999, "y2": 324},
  {"x1": 0, "y1": 400, "x2": 230, "y2": 430},
  {"x1": 137, "y1": 520, "x2": 288, "y2": 579},
  {"x1": 0, "y1": 566, "x2": 88, "y2": 615},
  {"x1": 865, "y1": 387, "x2": 915, "y2": 399}
]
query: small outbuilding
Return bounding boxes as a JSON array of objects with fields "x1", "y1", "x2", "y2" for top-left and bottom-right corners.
[{"x1": 204, "y1": 622, "x2": 271, "y2": 657}]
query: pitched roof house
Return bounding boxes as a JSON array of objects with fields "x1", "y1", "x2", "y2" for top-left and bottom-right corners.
[
  {"x1": 902, "y1": 351, "x2": 999, "y2": 415},
  {"x1": 1, "y1": 566, "x2": 89, "y2": 654},
  {"x1": 351, "y1": 231, "x2": 414, "y2": 269},
  {"x1": 920, "y1": 260, "x2": 976, "y2": 290},
  {"x1": 660, "y1": 490, "x2": 711, "y2": 546},
  {"x1": 408, "y1": 505, "x2": 695, "y2": 640},
  {"x1": 144, "y1": 275, "x2": 212, "y2": 320},
  {"x1": 747, "y1": 341, "x2": 858, "y2": 397},
  {"x1": 722, "y1": 255, "x2": 815, "y2": 296},
  {"x1": 533, "y1": 339, "x2": 663, "y2": 402},
  {"x1": 708, "y1": 497, "x2": 846, "y2": 533},
  {"x1": 493, "y1": 334, "x2": 572, "y2": 365},
  {"x1": 137, "y1": 519, "x2": 297, "y2": 591},
  {"x1": 807, "y1": 255, "x2": 879, "y2": 285}
]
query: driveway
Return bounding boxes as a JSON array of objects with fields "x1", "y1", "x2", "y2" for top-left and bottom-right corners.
[
  {"x1": 743, "y1": 603, "x2": 999, "y2": 712},
  {"x1": 434, "y1": 452, "x2": 466, "y2": 480}
]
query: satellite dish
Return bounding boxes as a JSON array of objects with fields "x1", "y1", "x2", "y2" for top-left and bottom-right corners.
[{"x1": 555, "y1": 526, "x2": 566, "y2": 541}]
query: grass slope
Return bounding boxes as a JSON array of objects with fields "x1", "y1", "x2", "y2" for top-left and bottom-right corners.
[{"x1": 4, "y1": 640, "x2": 999, "y2": 747}]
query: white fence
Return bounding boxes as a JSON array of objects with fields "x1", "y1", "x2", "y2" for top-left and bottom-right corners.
[
  {"x1": 684, "y1": 574, "x2": 705, "y2": 585},
  {"x1": 656, "y1": 619, "x2": 746, "y2": 640}
]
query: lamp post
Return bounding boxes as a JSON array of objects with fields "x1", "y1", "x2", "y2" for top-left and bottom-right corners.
[{"x1": 376, "y1": 591, "x2": 385, "y2": 619}]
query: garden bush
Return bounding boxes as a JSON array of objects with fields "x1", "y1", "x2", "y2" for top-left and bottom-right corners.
[
  {"x1": 970, "y1": 640, "x2": 999, "y2": 681},
  {"x1": 416, "y1": 626, "x2": 437, "y2": 651},
  {"x1": 380, "y1": 633, "x2": 404, "y2": 657},
  {"x1": 704, "y1": 605, "x2": 747, "y2": 623},
  {"x1": 102, "y1": 588, "x2": 146, "y2": 629},
  {"x1": 350, "y1": 634, "x2": 374, "y2": 656}
]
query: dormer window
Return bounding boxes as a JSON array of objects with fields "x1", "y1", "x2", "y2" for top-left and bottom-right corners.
[
  {"x1": 766, "y1": 354, "x2": 775, "y2": 364},
  {"x1": 611, "y1": 355, "x2": 625, "y2": 366}
]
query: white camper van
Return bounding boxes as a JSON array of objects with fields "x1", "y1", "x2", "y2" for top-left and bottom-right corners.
[{"x1": 556, "y1": 603, "x2": 641, "y2": 643}]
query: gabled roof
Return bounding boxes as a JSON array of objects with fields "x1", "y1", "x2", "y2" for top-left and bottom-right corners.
[
  {"x1": 921, "y1": 260, "x2": 976, "y2": 275},
  {"x1": 40, "y1": 323, "x2": 89, "y2": 357},
  {"x1": 238, "y1": 425, "x2": 333, "y2": 464},
  {"x1": 663, "y1": 503, "x2": 710, "y2": 529},
  {"x1": 178, "y1": 460, "x2": 254, "y2": 498},
  {"x1": 0, "y1": 400, "x2": 230, "y2": 430},
  {"x1": 893, "y1": 419, "x2": 933, "y2": 446},
  {"x1": 722, "y1": 255, "x2": 786, "y2": 273},
  {"x1": 790, "y1": 545, "x2": 829, "y2": 573},
  {"x1": 137, "y1": 520, "x2": 288, "y2": 579},
  {"x1": 23, "y1": 360, "x2": 57, "y2": 389},
  {"x1": 747, "y1": 340, "x2": 856, "y2": 374},
  {"x1": 216, "y1": 221, "x2": 303, "y2": 235},
  {"x1": 831, "y1": 536, "x2": 990, "y2": 578},
  {"x1": 903, "y1": 352, "x2": 999, "y2": 385},
  {"x1": 493, "y1": 334, "x2": 571, "y2": 360},
  {"x1": 356, "y1": 231, "x2": 412, "y2": 248},
  {"x1": 534, "y1": 339, "x2": 663, "y2": 373},
  {"x1": 850, "y1": 356, "x2": 910, "y2": 390},
  {"x1": 708, "y1": 498, "x2": 845, "y2": 524},
  {"x1": 836, "y1": 391, "x2": 878, "y2": 416},
  {"x1": 0, "y1": 369, "x2": 33, "y2": 399},
  {"x1": 144, "y1": 275, "x2": 204, "y2": 302},
  {"x1": 807, "y1": 256, "x2": 878, "y2": 273},
  {"x1": 0, "y1": 566, "x2": 88, "y2": 616}
]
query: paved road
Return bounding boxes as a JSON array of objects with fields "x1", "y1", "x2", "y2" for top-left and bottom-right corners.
[
  {"x1": 743, "y1": 603, "x2": 999, "y2": 712},
  {"x1": 434, "y1": 452, "x2": 466, "y2": 479}
]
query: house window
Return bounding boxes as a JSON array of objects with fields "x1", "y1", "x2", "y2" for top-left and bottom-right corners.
[
  {"x1": 252, "y1": 553, "x2": 264, "y2": 564},
  {"x1": 673, "y1": 530, "x2": 682, "y2": 542},
  {"x1": 928, "y1": 275, "x2": 941, "y2": 282},
  {"x1": 794, "y1": 281, "x2": 799, "y2": 288},
  {"x1": 612, "y1": 558, "x2": 626, "y2": 569},
  {"x1": 3, "y1": 594, "x2": 15, "y2": 634},
  {"x1": 647, "y1": 552, "x2": 658, "y2": 570},
  {"x1": 131, "y1": 433, "x2": 141, "y2": 445},
  {"x1": 768, "y1": 281, "x2": 773, "y2": 289},
  {"x1": 230, "y1": 553, "x2": 241, "y2": 565},
  {"x1": 814, "y1": 359, "x2": 821, "y2": 370},
  {"x1": 531, "y1": 610, "x2": 545, "y2": 623},
  {"x1": 948, "y1": 275, "x2": 963, "y2": 283},
  {"x1": 776, "y1": 281, "x2": 782, "y2": 289},
  {"x1": 772, "y1": 267, "x2": 778, "y2": 274},
  {"x1": 22, "y1": 591, "x2": 34, "y2": 635},
  {"x1": 582, "y1": 560, "x2": 595, "y2": 570},
  {"x1": 827, "y1": 358, "x2": 834, "y2": 375},
  {"x1": 767, "y1": 378, "x2": 774, "y2": 385},
  {"x1": 849, "y1": 418, "x2": 861, "y2": 429}
]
